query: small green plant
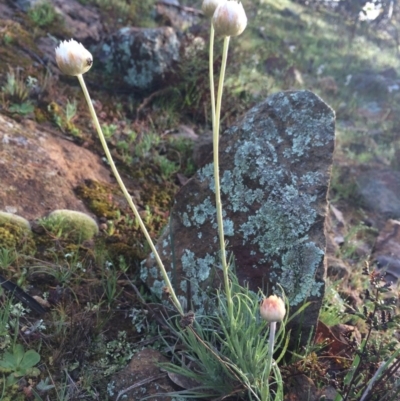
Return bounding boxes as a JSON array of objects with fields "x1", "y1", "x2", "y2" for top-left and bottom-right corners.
[
  {"x1": 319, "y1": 281, "x2": 347, "y2": 327},
  {"x1": 49, "y1": 100, "x2": 81, "y2": 137},
  {"x1": 34, "y1": 251, "x2": 87, "y2": 286},
  {"x1": 28, "y1": 1, "x2": 57, "y2": 28},
  {"x1": 0, "y1": 295, "x2": 14, "y2": 351},
  {"x1": 33, "y1": 371, "x2": 73, "y2": 401},
  {"x1": 0, "y1": 344, "x2": 40, "y2": 386},
  {"x1": 102, "y1": 123, "x2": 118, "y2": 139},
  {"x1": 1, "y1": 69, "x2": 34, "y2": 116},
  {"x1": 8, "y1": 102, "x2": 34, "y2": 115},
  {"x1": 0, "y1": 248, "x2": 17, "y2": 270},
  {"x1": 134, "y1": 132, "x2": 160, "y2": 159},
  {"x1": 101, "y1": 259, "x2": 123, "y2": 308},
  {"x1": 3, "y1": 33, "x2": 13, "y2": 45},
  {"x1": 116, "y1": 130, "x2": 137, "y2": 163},
  {"x1": 65, "y1": 99, "x2": 77, "y2": 123},
  {"x1": 155, "y1": 154, "x2": 178, "y2": 180},
  {"x1": 1, "y1": 69, "x2": 29, "y2": 102}
]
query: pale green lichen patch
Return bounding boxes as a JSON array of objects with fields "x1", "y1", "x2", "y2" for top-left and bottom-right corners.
[{"x1": 190, "y1": 91, "x2": 334, "y2": 306}]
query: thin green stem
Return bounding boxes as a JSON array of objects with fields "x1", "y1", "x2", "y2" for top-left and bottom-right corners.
[
  {"x1": 266, "y1": 321, "x2": 276, "y2": 378},
  {"x1": 260, "y1": 321, "x2": 276, "y2": 401},
  {"x1": 76, "y1": 74, "x2": 183, "y2": 316},
  {"x1": 209, "y1": 24, "x2": 216, "y2": 131},
  {"x1": 213, "y1": 35, "x2": 232, "y2": 318}
]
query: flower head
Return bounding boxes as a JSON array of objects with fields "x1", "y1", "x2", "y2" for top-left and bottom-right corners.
[
  {"x1": 202, "y1": 0, "x2": 225, "y2": 18},
  {"x1": 212, "y1": 1, "x2": 247, "y2": 37},
  {"x1": 260, "y1": 295, "x2": 286, "y2": 323},
  {"x1": 55, "y1": 39, "x2": 93, "y2": 76}
]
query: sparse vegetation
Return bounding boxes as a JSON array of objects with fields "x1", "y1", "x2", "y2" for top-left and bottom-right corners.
[{"x1": 0, "y1": 0, "x2": 400, "y2": 400}]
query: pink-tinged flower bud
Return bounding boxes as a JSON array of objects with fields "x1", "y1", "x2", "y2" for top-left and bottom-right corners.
[
  {"x1": 212, "y1": 1, "x2": 247, "y2": 37},
  {"x1": 260, "y1": 295, "x2": 286, "y2": 323},
  {"x1": 202, "y1": 0, "x2": 225, "y2": 18},
  {"x1": 55, "y1": 39, "x2": 93, "y2": 76}
]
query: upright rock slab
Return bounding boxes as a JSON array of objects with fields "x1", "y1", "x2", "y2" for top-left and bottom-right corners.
[{"x1": 142, "y1": 90, "x2": 335, "y2": 341}]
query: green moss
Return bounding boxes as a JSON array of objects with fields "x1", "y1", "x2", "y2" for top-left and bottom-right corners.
[
  {"x1": 43, "y1": 210, "x2": 99, "y2": 242},
  {"x1": 0, "y1": 221, "x2": 35, "y2": 254},
  {"x1": 0, "y1": 380, "x2": 26, "y2": 401},
  {"x1": 76, "y1": 179, "x2": 173, "y2": 263},
  {"x1": 106, "y1": 241, "x2": 143, "y2": 263},
  {"x1": 0, "y1": 20, "x2": 41, "y2": 74},
  {"x1": 0, "y1": 212, "x2": 30, "y2": 230},
  {"x1": 75, "y1": 181, "x2": 119, "y2": 219}
]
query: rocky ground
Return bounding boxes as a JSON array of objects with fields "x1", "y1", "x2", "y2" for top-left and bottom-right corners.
[{"x1": 1, "y1": 0, "x2": 400, "y2": 400}]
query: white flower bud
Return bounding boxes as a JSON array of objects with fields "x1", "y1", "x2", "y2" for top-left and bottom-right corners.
[
  {"x1": 260, "y1": 295, "x2": 286, "y2": 323},
  {"x1": 55, "y1": 39, "x2": 93, "y2": 76},
  {"x1": 212, "y1": 1, "x2": 247, "y2": 37},
  {"x1": 202, "y1": 0, "x2": 225, "y2": 18}
]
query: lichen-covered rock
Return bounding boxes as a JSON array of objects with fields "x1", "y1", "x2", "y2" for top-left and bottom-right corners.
[
  {"x1": 96, "y1": 26, "x2": 180, "y2": 92},
  {"x1": 142, "y1": 90, "x2": 335, "y2": 343}
]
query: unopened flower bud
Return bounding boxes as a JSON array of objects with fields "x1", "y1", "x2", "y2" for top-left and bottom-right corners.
[
  {"x1": 212, "y1": 1, "x2": 247, "y2": 37},
  {"x1": 55, "y1": 39, "x2": 93, "y2": 76},
  {"x1": 202, "y1": 0, "x2": 225, "y2": 18},
  {"x1": 260, "y1": 295, "x2": 286, "y2": 323}
]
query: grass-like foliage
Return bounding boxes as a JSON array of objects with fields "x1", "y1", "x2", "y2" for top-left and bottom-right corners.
[{"x1": 160, "y1": 275, "x2": 291, "y2": 401}]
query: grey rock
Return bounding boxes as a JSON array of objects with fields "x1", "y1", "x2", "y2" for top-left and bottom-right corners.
[
  {"x1": 372, "y1": 219, "x2": 400, "y2": 283},
  {"x1": 356, "y1": 169, "x2": 400, "y2": 218},
  {"x1": 350, "y1": 70, "x2": 400, "y2": 98},
  {"x1": 375, "y1": 255, "x2": 400, "y2": 283},
  {"x1": 96, "y1": 27, "x2": 180, "y2": 92},
  {"x1": 14, "y1": 0, "x2": 41, "y2": 12},
  {"x1": 327, "y1": 256, "x2": 350, "y2": 279},
  {"x1": 142, "y1": 90, "x2": 335, "y2": 345},
  {"x1": 53, "y1": 0, "x2": 103, "y2": 42},
  {"x1": 192, "y1": 132, "x2": 213, "y2": 168},
  {"x1": 160, "y1": 0, "x2": 180, "y2": 5},
  {"x1": 155, "y1": 1, "x2": 203, "y2": 30}
]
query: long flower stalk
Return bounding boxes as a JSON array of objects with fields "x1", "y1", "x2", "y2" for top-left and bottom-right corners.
[
  {"x1": 265, "y1": 321, "x2": 276, "y2": 382},
  {"x1": 259, "y1": 295, "x2": 286, "y2": 400},
  {"x1": 76, "y1": 74, "x2": 183, "y2": 315},
  {"x1": 213, "y1": 36, "x2": 232, "y2": 319},
  {"x1": 209, "y1": 24, "x2": 216, "y2": 132}
]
